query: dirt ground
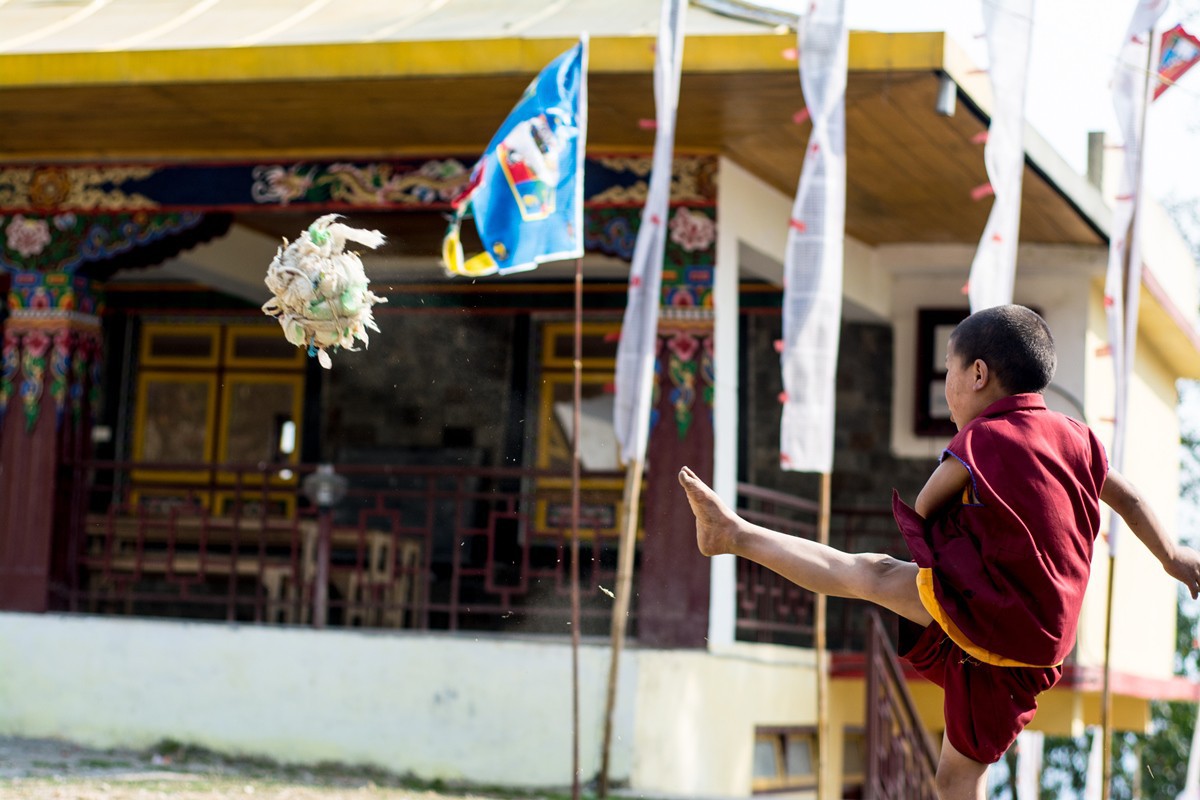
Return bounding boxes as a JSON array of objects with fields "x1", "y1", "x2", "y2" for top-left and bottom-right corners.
[{"x1": 0, "y1": 736, "x2": 555, "y2": 800}]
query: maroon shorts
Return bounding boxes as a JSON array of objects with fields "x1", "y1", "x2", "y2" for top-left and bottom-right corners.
[{"x1": 900, "y1": 620, "x2": 1063, "y2": 764}]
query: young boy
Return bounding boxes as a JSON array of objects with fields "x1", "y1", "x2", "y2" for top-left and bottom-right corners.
[{"x1": 678, "y1": 304, "x2": 1200, "y2": 800}]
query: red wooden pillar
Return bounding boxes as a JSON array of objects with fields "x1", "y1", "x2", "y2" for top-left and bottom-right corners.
[
  {"x1": 636, "y1": 320, "x2": 715, "y2": 648},
  {"x1": 0, "y1": 273, "x2": 102, "y2": 612}
]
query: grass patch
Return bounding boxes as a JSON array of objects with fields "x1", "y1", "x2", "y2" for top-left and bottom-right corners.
[
  {"x1": 1, "y1": 739, "x2": 639, "y2": 800},
  {"x1": 78, "y1": 758, "x2": 135, "y2": 769}
]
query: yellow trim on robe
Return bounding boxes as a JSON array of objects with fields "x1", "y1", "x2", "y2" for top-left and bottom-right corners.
[{"x1": 916, "y1": 568, "x2": 1062, "y2": 669}]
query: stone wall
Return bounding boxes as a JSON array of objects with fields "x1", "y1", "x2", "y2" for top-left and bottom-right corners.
[
  {"x1": 320, "y1": 309, "x2": 939, "y2": 515},
  {"x1": 323, "y1": 313, "x2": 519, "y2": 468},
  {"x1": 741, "y1": 315, "x2": 937, "y2": 516}
]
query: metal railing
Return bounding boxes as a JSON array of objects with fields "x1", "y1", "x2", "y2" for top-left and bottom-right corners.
[
  {"x1": 735, "y1": 482, "x2": 905, "y2": 650},
  {"x1": 60, "y1": 460, "x2": 905, "y2": 652},
  {"x1": 863, "y1": 611, "x2": 939, "y2": 800},
  {"x1": 63, "y1": 459, "x2": 630, "y2": 635}
]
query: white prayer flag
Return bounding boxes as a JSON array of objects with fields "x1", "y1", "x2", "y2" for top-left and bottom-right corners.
[
  {"x1": 1105, "y1": 0, "x2": 1166, "y2": 555},
  {"x1": 1083, "y1": 727, "x2": 1104, "y2": 800},
  {"x1": 967, "y1": 0, "x2": 1035, "y2": 313},
  {"x1": 779, "y1": 0, "x2": 848, "y2": 473},
  {"x1": 1178, "y1": 702, "x2": 1200, "y2": 800},
  {"x1": 613, "y1": 0, "x2": 686, "y2": 466},
  {"x1": 1015, "y1": 730, "x2": 1044, "y2": 800}
]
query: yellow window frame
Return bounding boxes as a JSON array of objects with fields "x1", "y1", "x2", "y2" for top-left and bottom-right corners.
[
  {"x1": 139, "y1": 322, "x2": 221, "y2": 369},
  {"x1": 213, "y1": 490, "x2": 297, "y2": 519},
  {"x1": 223, "y1": 323, "x2": 307, "y2": 370},
  {"x1": 751, "y1": 728, "x2": 818, "y2": 795},
  {"x1": 214, "y1": 373, "x2": 305, "y2": 487},
  {"x1": 131, "y1": 371, "x2": 218, "y2": 484},
  {"x1": 540, "y1": 321, "x2": 621, "y2": 370}
]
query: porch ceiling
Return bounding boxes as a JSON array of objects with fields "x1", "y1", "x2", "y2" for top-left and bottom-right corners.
[{"x1": 0, "y1": 26, "x2": 1105, "y2": 249}]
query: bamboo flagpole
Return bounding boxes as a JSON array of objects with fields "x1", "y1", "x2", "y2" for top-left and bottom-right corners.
[
  {"x1": 1100, "y1": 5, "x2": 1163, "y2": 797},
  {"x1": 570, "y1": 257, "x2": 583, "y2": 800},
  {"x1": 815, "y1": 472, "x2": 831, "y2": 796},
  {"x1": 597, "y1": 442, "x2": 646, "y2": 797},
  {"x1": 600, "y1": 1, "x2": 686, "y2": 795},
  {"x1": 437, "y1": 36, "x2": 589, "y2": 796},
  {"x1": 1100, "y1": 553, "x2": 1119, "y2": 800}
]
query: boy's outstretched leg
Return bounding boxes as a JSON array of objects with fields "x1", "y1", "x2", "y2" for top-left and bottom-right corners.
[
  {"x1": 678, "y1": 466, "x2": 934, "y2": 627},
  {"x1": 936, "y1": 733, "x2": 989, "y2": 800}
]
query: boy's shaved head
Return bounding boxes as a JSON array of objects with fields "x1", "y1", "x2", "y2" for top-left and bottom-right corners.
[{"x1": 949, "y1": 305, "x2": 1056, "y2": 394}]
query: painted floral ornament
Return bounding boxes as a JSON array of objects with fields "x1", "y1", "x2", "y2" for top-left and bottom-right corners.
[{"x1": 262, "y1": 214, "x2": 387, "y2": 369}]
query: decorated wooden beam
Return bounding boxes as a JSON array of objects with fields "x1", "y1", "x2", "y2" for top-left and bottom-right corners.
[{"x1": 0, "y1": 156, "x2": 716, "y2": 214}]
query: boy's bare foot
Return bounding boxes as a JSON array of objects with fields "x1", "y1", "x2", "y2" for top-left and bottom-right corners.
[{"x1": 678, "y1": 466, "x2": 740, "y2": 557}]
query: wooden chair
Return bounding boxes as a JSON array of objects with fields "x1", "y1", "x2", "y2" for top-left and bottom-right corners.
[
  {"x1": 344, "y1": 532, "x2": 422, "y2": 629},
  {"x1": 263, "y1": 521, "x2": 318, "y2": 624}
]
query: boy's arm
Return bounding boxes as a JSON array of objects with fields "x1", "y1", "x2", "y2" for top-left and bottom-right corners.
[
  {"x1": 914, "y1": 457, "x2": 970, "y2": 519},
  {"x1": 1101, "y1": 468, "x2": 1200, "y2": 599}
]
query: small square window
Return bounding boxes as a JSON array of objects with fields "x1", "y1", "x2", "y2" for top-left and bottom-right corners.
[
  {"x1": 784, "y1": 734, "x2": 814, "y2": 775},
  {"x1": 914, "y1": 309, "x2": 969, "y2": 437},
  {"x1": 753, "y1": 737, "x2": 781, "y2": 781},
  {"x1": 140, "y1": 323, "x2": 221, "y2": 367},
  {"x1": 753, "y1": 727, "x2": 817, "y2": 795}
]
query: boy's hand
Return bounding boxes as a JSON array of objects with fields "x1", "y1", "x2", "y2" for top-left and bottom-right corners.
[
  {"x1": 1165, "y1": 546, "x2": 1200, "y2": 599},
  {"x1": 1103, "y1": 470, "x2": 1200, "y2": 598}
]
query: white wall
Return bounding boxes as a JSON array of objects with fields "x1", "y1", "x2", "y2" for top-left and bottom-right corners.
[
  {"x1": 0, "y1": 613, "x2": 837, "y2": 797},
  {"x1": 714, "y1": 157, "x2": 888, "y2": 321},
  {"x1": 0, "y1": 614, "x2": 637, "y2": 788},
  {"x1": 882, "y1": 242, "x2": 1182, "y2": 681},
  {"x1": 883, "y1": 242, "x2": 1101, "y2": 460},
  {"x1": 1143, "y1": 201, "x2": 1200, "y2": 330},
  {"x1": 1076, "y1": 288, "x2": 1181, "y2": 680},
  {"x1": 631, "y1": 643, "x2": 818, "y2": 796}
]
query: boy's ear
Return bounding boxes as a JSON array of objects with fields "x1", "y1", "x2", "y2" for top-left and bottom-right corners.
[{"x1": 972, "y1": 358, "x2": 990, "y2": 390}]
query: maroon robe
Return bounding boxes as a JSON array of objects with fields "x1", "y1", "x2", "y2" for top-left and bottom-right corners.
[{"x1": 893, "y1": 393, "x2": 1109, "y2": 667}]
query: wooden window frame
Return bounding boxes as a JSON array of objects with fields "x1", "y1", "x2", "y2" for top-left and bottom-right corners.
[
  {"x1": 540, "y1": 321, "x2": 620, "y2": 370},
  {"x1": 223, "y1": 324, "x2": 307, "y2": 370},
  {"x1": 534, "y1": 369, "x2": 625, "y2": 539},
  {"x1": 139, "y1": 322, "x2": 221, "y2": 369},
  {"x1": 752, "y1": 726, "x2": 818, "y2": 795},
  {"x1": 131, "y1": 371, "x2": 218, "y2": 484},
  {"x1": 214, "y1": 373, "x2": 305, "y2": 487},
  {"x1": 913, "y1": 308, "x2": 969, "y2": 437}
]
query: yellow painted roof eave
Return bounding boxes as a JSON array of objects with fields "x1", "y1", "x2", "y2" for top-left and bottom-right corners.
[
  {"x1": 1140, "y1": 273, "x2": 1200, "y2": 380},
  {"x1": 0, "y1": 30, "x2": 947, "y2": 88}
]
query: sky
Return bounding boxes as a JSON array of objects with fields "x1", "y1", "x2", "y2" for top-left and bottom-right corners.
[{"x1": 752, "y1": 0, "x2": 1200, "y2": 207}]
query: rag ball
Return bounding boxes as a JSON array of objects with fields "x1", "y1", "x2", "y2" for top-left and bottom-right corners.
[{"x1": 262, "y1": 214, "x2": 387, "y2": 369}]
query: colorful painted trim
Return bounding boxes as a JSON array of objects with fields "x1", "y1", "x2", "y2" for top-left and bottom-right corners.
[
  {"x1": 0, "y1": 212, "x2": 205, "y2": 274},
  {"x1": 700, "y1": 334, "x2": 715, "y2": 408},
  {"x1": 585, "y1": 206, "x2": 716, "y2": 308},
  {"x1": 667, "y1": 331, "x2": 699, "y2": 439},
  {"x1": 0, "y1": 157, "x2": 717, "y2": 213},
  {"x1": 18, "y1": 328, "x2": 49, "y2": 432},
  {"x1": 654, "y1": 328, "x2": 716, "y2": 440},
  {"x1": 9, "y1": 326, "x2": 103, "y2": 433},
  {"x1": 2, "y1": 289, "x2": 103, "y2": 433},
  {"x1": 7, "y1": 272, "x2": 104, "y2": 315},
  {"x1": 50, "y1": 329, "x2": 71, "y2": 427},
  {"x1": 0, "y1": 330, "x2": 18, "y2": 429}
]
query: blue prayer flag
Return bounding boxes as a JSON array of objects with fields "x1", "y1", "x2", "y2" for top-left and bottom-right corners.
[{"x1": 443, "y1": 39, "x2": 588, "y2": 277}]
